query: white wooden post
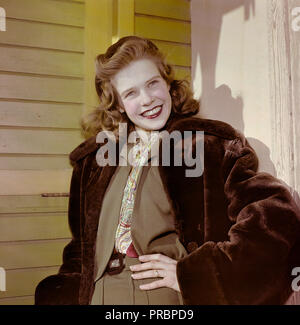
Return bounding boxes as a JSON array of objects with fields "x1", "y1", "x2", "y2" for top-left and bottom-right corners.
[
  {"x1": 0, "y1": 6, "x2": 6, "y2": 31},
  {"x1": 0, "y1": 267, "x2": 6, "y2": 291}
]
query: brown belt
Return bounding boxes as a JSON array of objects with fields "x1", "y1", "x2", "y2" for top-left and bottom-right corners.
[{"x1": 105, "y1": 248, "x2": 126, "y2": 275}]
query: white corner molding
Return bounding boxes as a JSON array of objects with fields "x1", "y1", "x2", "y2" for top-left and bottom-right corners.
[
  {"x1": 0, "y1": 6, "x2": 6, "y2": 32},
  {"x1": 268, "y1": 0, "x2": 300, "y2": 194}
]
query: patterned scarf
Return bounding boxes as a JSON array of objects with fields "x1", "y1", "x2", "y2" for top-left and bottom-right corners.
[{"x1": 115, "y1": 132, "x2": 159, "y2": 255}]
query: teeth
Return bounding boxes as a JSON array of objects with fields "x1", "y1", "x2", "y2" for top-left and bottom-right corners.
[{"x1": 142, "y1": 106, "x2": 161, "y2": 117}]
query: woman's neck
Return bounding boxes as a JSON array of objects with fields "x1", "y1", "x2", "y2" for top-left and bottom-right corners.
[{"x1": 135, "y1": 127, "x2": 152, "y2": 145}]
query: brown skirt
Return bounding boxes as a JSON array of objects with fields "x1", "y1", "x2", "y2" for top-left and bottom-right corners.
[{"x1": 90, "y1": 256, "x2": 183, "y2": 305}]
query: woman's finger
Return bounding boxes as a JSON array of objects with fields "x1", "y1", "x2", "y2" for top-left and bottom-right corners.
[
  {"x1": 139, "y1": 279, "x2": 166, "y2": 290},
  {"x1": 131, "y1": 269, "x2": 166, "y2": 280},
  {"x1": 130, "y1": 261, "x2": 171, "y2": 272},
  {"x1": 139, "y1": 253, "x2": 177, "y2": 264}
]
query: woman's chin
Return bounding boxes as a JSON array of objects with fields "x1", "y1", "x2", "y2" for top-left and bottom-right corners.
[
  {"x1": 139, "y1": 122, "x2": 166, "y2": 132},
  {"x1": 136, "y1": 116, "x2": 170, "y2": 132}
]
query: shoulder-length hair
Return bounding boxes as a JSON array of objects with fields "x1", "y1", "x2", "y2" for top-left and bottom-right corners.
[{"x1": 81, "y1": 36, "x2": 199, "y2": 139}]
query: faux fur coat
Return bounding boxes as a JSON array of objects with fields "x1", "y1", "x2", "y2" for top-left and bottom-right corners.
[{"x1": 35, "y1": 116, "x2": 300, "y2": 305}]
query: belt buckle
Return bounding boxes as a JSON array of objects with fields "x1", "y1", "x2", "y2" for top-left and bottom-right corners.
[{"x1": 106, "y1": 251, "x2": 125, "y2": 275}]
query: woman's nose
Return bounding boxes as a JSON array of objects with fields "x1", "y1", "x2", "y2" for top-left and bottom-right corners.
[{"x1": 140, "y1": 89, "x2": 153, "y2": 106}]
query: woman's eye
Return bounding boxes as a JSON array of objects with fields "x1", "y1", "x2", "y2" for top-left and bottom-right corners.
[
  {"x1": 125, "y1": 91, "x2": 135, "y2": 98},
  {"x1": 149, "y1": 80, "x2": 159, "y2": 87}
]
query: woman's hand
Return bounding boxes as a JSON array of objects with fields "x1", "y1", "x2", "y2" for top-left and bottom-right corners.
[{"x1": 130, "y1": 253, "x2": 180, "y2": 292}]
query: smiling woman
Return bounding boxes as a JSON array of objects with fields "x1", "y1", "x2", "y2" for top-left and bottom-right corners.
[{"x1": 35, "y1": 36, "x2": 300, "y2": 306}]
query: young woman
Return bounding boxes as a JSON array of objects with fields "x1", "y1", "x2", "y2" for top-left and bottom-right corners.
[{"x1": 35, "y1": 36, "x2": 300, "y2": 305}]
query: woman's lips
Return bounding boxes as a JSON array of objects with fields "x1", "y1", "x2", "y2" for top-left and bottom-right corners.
[{"x1": 141, "y1": 105, "x2": 162, "y2": 119}]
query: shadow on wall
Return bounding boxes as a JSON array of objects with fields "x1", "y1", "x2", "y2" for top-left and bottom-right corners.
[
  {"x1": 191, "y1": 0, "x2": 300, "y2": 305},
  {"x1": 191, "y1": 0, "x2": 276, "y2": 175},
  {"x1": 192, "y1": 0, "x2": 255, "y2": 102}
]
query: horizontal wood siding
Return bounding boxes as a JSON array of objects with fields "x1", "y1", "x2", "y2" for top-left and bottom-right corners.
[
  {"x1": 135, "y1": 16, "x2": 191, "y2": 44},
  {"x1": 1, "y1": 0, "x2": 84, "y2": 26},
  {"x1": 153, "y1": 40, "x2": 191, "y2": 67},
  {"x1": 0, "y1": 101, "x2": 83, "y2": 129},
  {"x1": 134, "y1": 0, "x2": 191, "y2": 81},
  {"x1": 0, "y1": 0, "x2": 84, "y2": 304},
  {"x1": 0, "y1": 156, "x2": 71, "y2": 170},
  {"x1": 135, "y1": 0, "x2": 190, "y2": 21},
  {"x1": 0, "y1": 296, "x2": 34, "y2": 305},
  {"x1": 0, "y1": 213, "x2": 70, "y2": 241},
  {"x1": 0, "y1": 196, "x2": 69, "y2": 214},
  {"x1": 0, "y1": 74, "x2": 84, "y2": 102},
  {"x1": 0, "y1": 129, "x2": 83, "y2": 154},
  {"x1": 0, "y1": 267, "x2": 60, "y2": 299},
  {"x1": 0, "y1": 45, "x2": 84, "y2": 77},
  {"x1": 0, "y1": 169, "x2": 73, "y2": 195},
  {"x1": 1, "y1": 19, "x2": 84, "y2": 52},
  {"x1": 0, "y1": 240, "x2": 69, "y2": 269}
]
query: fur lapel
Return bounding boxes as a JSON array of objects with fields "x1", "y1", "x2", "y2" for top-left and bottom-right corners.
[{"x1": 79, "y1": 163, "x2": 117, "y2": 304}]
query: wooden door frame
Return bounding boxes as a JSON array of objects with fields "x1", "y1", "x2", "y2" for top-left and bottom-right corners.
[
  {"x1": 84, "y1": 0, "x2": 134, "y2": 116},
  {"x1": 268, "y1": 0, "x2": 300, "y2": 305},
  {"x1": 268, "y1": 0, "x2": 300, "y2": 196}
]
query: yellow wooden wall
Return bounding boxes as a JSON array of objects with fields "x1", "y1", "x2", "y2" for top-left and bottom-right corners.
[
  {"x1": 111, "y1": 0, "x2": 191, "y2": 81},
  {"x1": 0, "y1": 0, "x2": 85, "y2": 305},
  {"x1": 0, "y1": 0, "x2": 191, "y2": 305},
  {"x1": 134, "y1": 0, "x2": 191, "y2": 81}
]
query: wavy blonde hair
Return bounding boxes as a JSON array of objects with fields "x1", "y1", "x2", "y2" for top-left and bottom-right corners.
[{"x1": 81, "y1": 36, "x2": 199, "y2": 139}]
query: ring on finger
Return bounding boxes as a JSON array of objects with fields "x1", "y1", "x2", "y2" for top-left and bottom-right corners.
[{"x1": 154, "y1": 270, "x2": 159, "y2": 277}]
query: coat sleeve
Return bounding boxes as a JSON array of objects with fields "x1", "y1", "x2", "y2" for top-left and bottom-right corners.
[
  {"x1": 176, "y1": 135, "x2": 300, "y2": 305},
  {"x1": 35, "y1": 160, "x2": 83, "y2": 305}
]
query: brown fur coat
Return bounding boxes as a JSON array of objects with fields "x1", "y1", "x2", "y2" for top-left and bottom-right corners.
[{"x1": 35, "y1": 116, "x2": 300, "y2": 305}]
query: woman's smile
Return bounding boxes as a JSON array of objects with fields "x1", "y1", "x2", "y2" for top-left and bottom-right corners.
[{"x1": 141, "y1": 105, "x2": 162, "y2": 118}]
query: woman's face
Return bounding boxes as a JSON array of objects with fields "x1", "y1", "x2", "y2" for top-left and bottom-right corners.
[{"x1": 111, "y1": 58, "x2": 172, "y2": 131}]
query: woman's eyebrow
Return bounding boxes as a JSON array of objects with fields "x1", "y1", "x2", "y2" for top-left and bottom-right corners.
[
  {"x1": 147, "y1": 75, "x2": 161, "y2": 83},
  {"x1": 121, "y1": 87, "x2": 135, "y2": 97}
]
